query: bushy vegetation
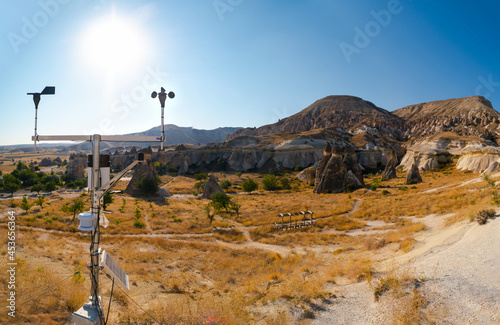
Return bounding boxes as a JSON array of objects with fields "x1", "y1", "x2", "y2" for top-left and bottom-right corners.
[
  {"x1": 135, "y1": 176, "x2": 160, "y2": 196},
  {"x1": 475, "y1": 209, "x2": 495, "y2": 225},
  {"x1": 241, "y1": 178, "x2": 258, "y2": 193},
  {"x1": 262, "y1": 174, "x2": 281, "y2": 191}
]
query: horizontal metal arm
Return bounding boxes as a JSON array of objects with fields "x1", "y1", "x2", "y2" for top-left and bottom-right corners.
[{"x1": 32, "y1": 135, "x2": 162, "y2": 142}]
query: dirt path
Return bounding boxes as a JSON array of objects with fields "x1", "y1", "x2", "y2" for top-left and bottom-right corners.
[{"x1": 313, "y1": 213, "x2": 500, "y2": 324}]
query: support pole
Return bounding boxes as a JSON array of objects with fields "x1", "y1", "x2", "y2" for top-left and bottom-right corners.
[
  {"x1": 34, "y1": 107, "x2": 38, "y2": 151},
  {"x1": 90, "y1": 134, "x2": 102, "y2": 316},
  {"x1": 161, "y1": 106, "x2": 165, "y2": 151}
]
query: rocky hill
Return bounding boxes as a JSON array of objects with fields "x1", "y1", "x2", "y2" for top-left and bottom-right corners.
[
  {"x1": 231, "y1": 95, "x2": 405, "y2": 141},
  {"x1": 394, "y1": 96, "x2": 500, "y2": 141}
]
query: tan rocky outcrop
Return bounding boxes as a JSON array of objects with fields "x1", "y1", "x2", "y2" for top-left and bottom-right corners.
[
  {"x1": 296, "y1": 167, "x2": 317, "y2": 183},
  {"x1": 313, "y1": 144, "x2": 364, "y2": 193},
  {"x1": 66, "y1": 154, "x2": 87, "y2": 179},
  {"x1": 406, "y1": 163, "x2": 422, "y2": 184},
  {"x1": 203, "y1": 174, "x2": 223, "y2": 199}
]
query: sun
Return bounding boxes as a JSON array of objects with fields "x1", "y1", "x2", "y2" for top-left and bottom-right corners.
[{"x1": 80, "y1": 14, "x2": 148, "y2": 76}]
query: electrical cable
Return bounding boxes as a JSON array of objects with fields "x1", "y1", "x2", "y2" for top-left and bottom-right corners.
[{"x1": 105, "y1": 278, "x2": 115, "y2": 325}]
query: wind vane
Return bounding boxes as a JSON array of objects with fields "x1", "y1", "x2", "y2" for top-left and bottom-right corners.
[{"x1": 27, "y1": 86, "x2": 55, "y2": 151}]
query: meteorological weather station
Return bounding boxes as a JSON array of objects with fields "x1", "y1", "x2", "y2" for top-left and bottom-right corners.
[{"x1": 27, "y1": 86, "x2": 174, "y2": 324}]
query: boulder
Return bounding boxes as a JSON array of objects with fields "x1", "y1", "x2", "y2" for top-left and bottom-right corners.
[
  {"x1": 296, "y1": 167, "x2": 317, "y2": 183},
  {"x1": 203, "y1": 174, "x2": 224, "y2": 199},
  {"x1": 406, "y1": 163, "x2": 422, "y2": 184},
  {"x1": 158, "y1": 187, "x2": 172, "y2": 198}
]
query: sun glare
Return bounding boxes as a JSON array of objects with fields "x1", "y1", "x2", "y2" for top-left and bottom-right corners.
[{"x1": 80, "y1": 14, "x2": 148, "y2": 76}]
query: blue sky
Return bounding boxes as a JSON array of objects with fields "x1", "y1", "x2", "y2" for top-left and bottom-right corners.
[{"x1": 1, "y1": 0, "x2": 499, "y2": 145}]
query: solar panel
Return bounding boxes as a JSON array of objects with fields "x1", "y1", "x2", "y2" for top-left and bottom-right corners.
[{"x1": 101, "y1": 250, "x2": 130, "y2": 291}]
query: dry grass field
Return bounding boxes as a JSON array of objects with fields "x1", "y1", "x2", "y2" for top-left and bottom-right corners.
[{"x1": 0, "y1": 151, "x2": 498, "y2": 324}]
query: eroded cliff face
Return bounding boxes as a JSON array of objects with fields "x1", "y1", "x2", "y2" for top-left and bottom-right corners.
[{"x1": 162, "y1": 131, "x2": 404, "y2": 175}]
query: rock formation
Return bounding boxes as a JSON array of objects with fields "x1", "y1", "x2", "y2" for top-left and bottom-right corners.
[
  {"x1": 406, "y1": 163, "x2": 422, "y2": 184},
  {"x1": 66, "y1": 154, "x2": 87, "y2": 179},
  {"x1": 230, "y1": 95, "x2": 405, "y2": 141},
  {"x1": 394, "y1": 96, "x2": 500, "y2": 141},
  {"x1": 125, "y1": 161, "x2": 158, "y2": 196},
  {"x1": 203, "y1": 174, "x2": 224, "y2": 199},
  {"x1": 381, "y1": 153, "x2": 398, "y2": 180},
  {"x1": 314, "y1": 144, "x2": 364, "y2": 193},
  {"x1": 296, "y1": 167, "x2": 317, "y2": 183}
]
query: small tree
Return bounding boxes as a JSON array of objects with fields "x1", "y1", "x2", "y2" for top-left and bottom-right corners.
[
  {"x1": 20, "y1": 195, "x2": 32, "y2": 214},
  {"x1": 242, "y1": 178, "x2": 258, "y2": 193},
  {"x1": 204, "y1": 203, "x2": 215, "y2": 225},
  {"x1": 44, "y1": 181, "x2": 57, "y2": 193},
  {"x1": 135, "y1": 176, "x2": 160, "y2": 196},
  {"x1": 31, "y1": 183, "x2": 43, "y2": 195},
  {"x1": 62, "y1": 198, "x2": 85, "y2": 222},
  {"x1": 262, "y1": 175, "x2": 281, "y2": 191},
  {"x1": 211, "y1": 192, "x2": 231, "y2": 213},
  {"x1": 2, "y1": 174, "x2": 20, "y2": 197},
  {"x1": 280, "y1": 177, "x2": 291, "y2": 190},
  {"x1": 103, "y1": 193, "x2": 113, "y2": 210},
  {"x1": 35, "y1": 195, "x2": 45, "y2": 209},
  {"x1": 220, "y1": 180, "x2": 231, "y2": 190},
  {"x1": 230, "y1": 200, "x2": 241, "y2": 217}
]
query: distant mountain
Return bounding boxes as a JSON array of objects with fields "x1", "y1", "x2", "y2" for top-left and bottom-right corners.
[
  {"x1": 230, "y1": 95, "x2": 405, "y2": 141},
  {"x1": 66, "y1": 124, "x2": 242, "y2": 151},
  {"x1": 394, "y1": 96, "x2": 500, "y2": 140}
]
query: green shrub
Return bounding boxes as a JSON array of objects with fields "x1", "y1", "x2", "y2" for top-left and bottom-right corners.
[
  {"x1": 194, "y1": 173, "x2": 208, "y2": 181},
  {"x1": 262, "y1": 175, "x2": 281, "y2": 191},
  {"x1": 134, "y1": 220, "x2": 145, "y2": 228},
  {"x1": 220, "y1": 180, "x2": 231, "y2": 190},
  {"x1": 242, "y1": 178, "x2": 258, "y2": 193}
]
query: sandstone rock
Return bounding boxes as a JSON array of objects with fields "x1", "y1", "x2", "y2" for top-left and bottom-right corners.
[
  {"x1": 344, "y1": 170, "x2": 363, "y2": 190},
  {"x1": 406, "y1": 163, "x2": 422, "y2": 184},
  {"x1": 125, "y1": 162, "x2": 158, "y2": 196},
  {"x1": 314, "y1": 145, "x2": 364, "y2": 193},
  {"x1": 158, "y1": 187, "x2": 172, "y2": 198},
  {"x1": 382, "y1": 155, "x2": 398, "y2": 180},
  {"x1": 66, "y1": 154, "x2": 87, "y2": 179},
  {"x1": 456, "y1": 154, "x2": 500, "y2": 173},
  {"x1": 343, "y1": 146, "x2": 364, "y2": 186},
  {"x1": 203, "y1": 174, "x2": 224, "y2": 199},
  {"x1": 483, "y1": 161, "x2": 499, "y2": 175},
  {"x1": 297, "y1": 167, "x2": 317, "y2": 183}
]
